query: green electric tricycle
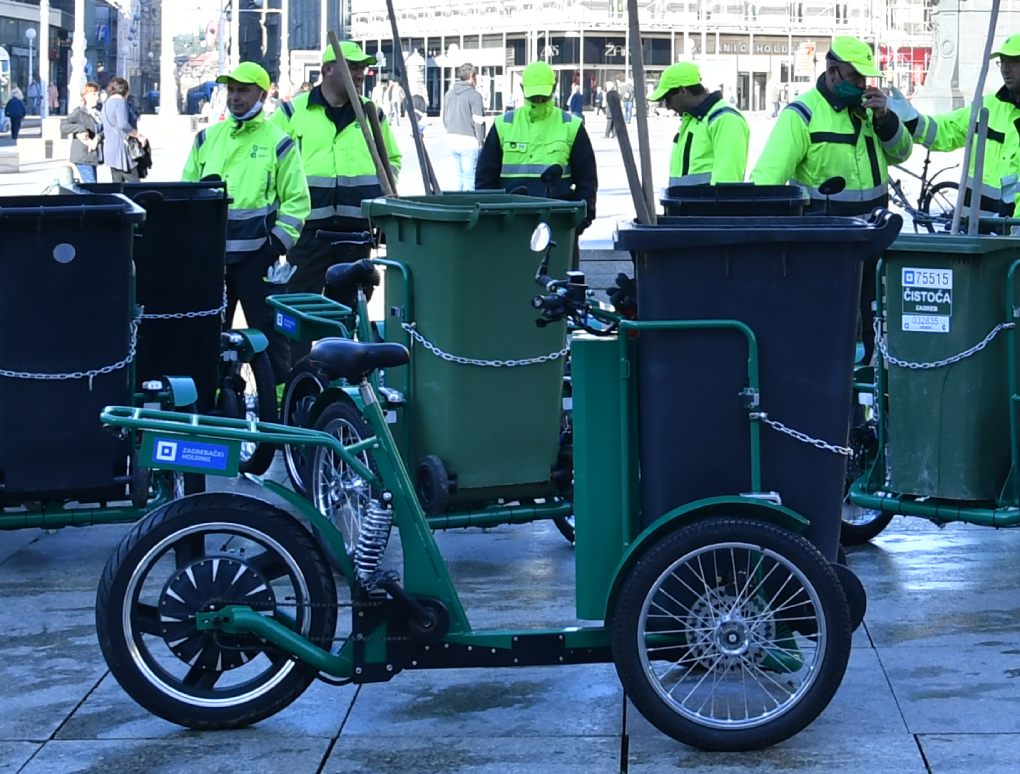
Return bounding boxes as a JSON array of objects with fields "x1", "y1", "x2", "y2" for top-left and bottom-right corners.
[{"x1": 92, "y1": 218, "x2": 888, "y2": 751}]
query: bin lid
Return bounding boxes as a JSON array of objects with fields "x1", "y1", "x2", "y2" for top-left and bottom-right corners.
[
  {"x1": 888, "y1": 232, "x2": 1020, "y2": 255},
  {"x1": 363, "y1": 193, "x2": 587, "y2": 230},
  {"x1": 0, "y1": 193, "x2": 146, "y2": 223},
  {"x1": 661, "y1": 183, "x2": 809, "y2": 207},
  {"x1": 80, "y1": 181, "x2": 230, "y2": 204},
  {"x1": 615, "y1": 210, "x2": 902, "y2": 254}
]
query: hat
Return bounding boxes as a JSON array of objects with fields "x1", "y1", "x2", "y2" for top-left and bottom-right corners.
[
  {"x1": 522, "y1": 61, "x2": 556, "y2": 98},
  {"x1": 828, "y1": 36, "x2": 882, "y2": 78},
  {"x1": 215, "y1": 61, "x2": 271, "y2": 91},
  {"x1": 649, "y1": 61, "x2": 701, "y2": 101},
  {"x1": 322, "y1": 40, "x2": 376, "y2": 65},
  {"x1": 992, "y1": 34, "x2": 1020, "y2": 58}
]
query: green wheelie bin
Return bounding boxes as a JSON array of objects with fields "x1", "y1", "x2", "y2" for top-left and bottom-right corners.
[
  {"x1": 882, "y1": 234, "x2": 1020, "y2": 501},
  {"x1": 363, "y1": 193, "x2": 586, "y2": 510}
]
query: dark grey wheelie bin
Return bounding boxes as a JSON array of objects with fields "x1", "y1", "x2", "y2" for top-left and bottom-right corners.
[
  {"x1": 0, "y1": 194, "x2": 145, "y2": 506},
  {"x1": 615, "y1": 211, "x2": 902, "y2": 561}
]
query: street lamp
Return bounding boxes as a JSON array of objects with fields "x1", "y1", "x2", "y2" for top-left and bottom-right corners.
[{"x1": 25, "y1": 27, "x2": 36, "y2": 106}]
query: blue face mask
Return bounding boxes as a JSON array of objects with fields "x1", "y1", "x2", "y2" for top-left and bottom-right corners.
[{"x1": 834, "y1": 79, "x2": 864, "y2": 106}]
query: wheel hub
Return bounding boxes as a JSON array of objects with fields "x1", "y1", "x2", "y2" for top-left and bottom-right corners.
[
  {"x1": 688, "y1": 592, "x2": 775, "y2": 669},
  {"x1": 158, "y1": 556, "x2": 275, "y2": 670}
]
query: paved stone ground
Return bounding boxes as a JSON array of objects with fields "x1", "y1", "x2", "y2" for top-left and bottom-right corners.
[{"x1": 3, "y1": 466, "x2": 1020, "y2": 773}]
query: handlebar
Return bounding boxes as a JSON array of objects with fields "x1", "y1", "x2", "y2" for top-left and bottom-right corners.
[{"x1": 315, "y1": 229, "x2": 374, "y2": 246}]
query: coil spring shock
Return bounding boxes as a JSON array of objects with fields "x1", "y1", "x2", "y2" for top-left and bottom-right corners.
[{"x1": 354, "y1": 498, "x2": 393, "y2": 584}]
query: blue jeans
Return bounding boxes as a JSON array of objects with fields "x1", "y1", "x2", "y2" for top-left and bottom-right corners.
[
  {"x1": 75, "y1": 163, "x2": 97, "y2": 183},
  {"x1": 624, "y1": 100, "x2": 634, "y2": 123},
  {"x1": 450, "y1": 143, "x2": 480, "y2": 192}
]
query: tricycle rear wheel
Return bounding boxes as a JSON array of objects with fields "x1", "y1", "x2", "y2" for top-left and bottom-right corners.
[{"x1": 611, "y1": 517, "x2": 851, "y2": 751}]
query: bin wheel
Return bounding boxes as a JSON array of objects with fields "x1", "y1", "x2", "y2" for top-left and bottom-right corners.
[
  {"x1": 840, "y1": 420, "x2": 892, "y2": 545},
  {"x1": 550, "y1": 443, "x2": 575, "y2": 544},
  {"x1": 234, "y1": 352, "x2": 279, "y2": 475},
  {"x1": 611, "y1": 517, "x2": 852, "y2": 752},
  {"x1": 416, "y1": 455, "x2": 450, "y2": 515},
  {"x1": 307, "y1": 400, "x2": 378, "y2": 562},
  {"x1": 281, "y1": 356, "x2": 328, "y2": 498},
  {"x1": 130, "y1": 453, "x2": 151, "y2": 509},
  {"x1": 95, "y1": 492, "x2": 337, "y2": 729}
]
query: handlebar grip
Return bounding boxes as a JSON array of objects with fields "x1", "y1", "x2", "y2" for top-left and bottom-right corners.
[{"x1": 315, "y1": 229, "x2": 374, "y2": 245}]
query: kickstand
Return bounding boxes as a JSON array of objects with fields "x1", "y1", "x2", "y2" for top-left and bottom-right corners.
[{"x1": 619, "y1": 689, "x2": 630, "y2": 773}]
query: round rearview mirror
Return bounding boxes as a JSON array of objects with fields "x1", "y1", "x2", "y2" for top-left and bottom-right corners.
[{"x1": 530, "y1": 223, "x2": 552, "y2": 253}]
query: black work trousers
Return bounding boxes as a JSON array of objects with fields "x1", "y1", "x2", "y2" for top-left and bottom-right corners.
[{"x1": 226, "y1": 244, "x2": 291, "y2": 384}]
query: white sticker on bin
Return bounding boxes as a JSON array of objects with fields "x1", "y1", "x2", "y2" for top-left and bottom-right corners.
[{"x1": 901, "y1": 267, "x2": 952, "y2": 334}]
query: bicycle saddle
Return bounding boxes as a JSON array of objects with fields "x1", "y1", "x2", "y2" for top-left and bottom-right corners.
[
  {"x1": 309, "y1": 339, "x2": 409, "y2": 383},
  {"x1": 324, "y1": 259, "x2": 380, "y2": 306}
]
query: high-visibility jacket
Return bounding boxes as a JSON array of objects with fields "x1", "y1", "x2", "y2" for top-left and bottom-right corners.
[
  {"x1": 492, "y1": 106, "x2": 582, "y2": 198},
  {"x1": 911, "y1": 88, "x2": 1020, "y2": 217},
  {"x1": 669, "y1": 93, "x2": 749, "y2": 185},
  {"x1": 273, "y1": 91, "x2": 401, "y2": 223},
  {"x1": 182, "y1": 111, "x2": 309, "y2": 260},
  {"x1": 751, "y1": 77, "x2": 913, "y2": 214}
]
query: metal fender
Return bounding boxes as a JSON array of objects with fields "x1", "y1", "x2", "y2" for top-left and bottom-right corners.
[
  {"x1": 305, "y1": 385, "x2": 362, "y2": 428},
  {"x1": 163, "y1": 376, "x2": 198, "y2": 408},
  {"x1": 224, "y1": 328, "x2": 269, "y2": 358},
  {"x1": 605, "y1": 496, "x2": 810, "y2": 620}
]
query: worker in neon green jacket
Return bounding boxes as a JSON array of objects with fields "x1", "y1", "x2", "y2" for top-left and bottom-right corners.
[
  {"x1": 183, "y1": 61, "x2": 310, "y2": 384},
  {"x1": 650, "y1": 61, "x2": 749, "y2": 185},
  {"x1": 896, "y1": 33, "x2": 1020, "y2": 221}
]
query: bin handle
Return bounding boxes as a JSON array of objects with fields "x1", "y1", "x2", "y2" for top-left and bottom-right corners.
[{"x1": 868, "y1": 209, "x2": 904, "y2": 255}]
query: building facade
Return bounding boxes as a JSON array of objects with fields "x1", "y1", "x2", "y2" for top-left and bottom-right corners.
[{"x1": 348, "y1": 0, "x2": 938, "y2": 115}]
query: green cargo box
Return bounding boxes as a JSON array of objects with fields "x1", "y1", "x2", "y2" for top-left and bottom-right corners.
[
  {"x1": 363, "y1": 193, "x2": 586, "y2": 508},
  {"x1": 883, "y1": 233, "x2": 1020, "y2": 501}
]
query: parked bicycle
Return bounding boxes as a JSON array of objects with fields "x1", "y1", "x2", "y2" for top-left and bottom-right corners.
[{"x1": 887, "y1": 148, "x2": 959, "y2": 233}]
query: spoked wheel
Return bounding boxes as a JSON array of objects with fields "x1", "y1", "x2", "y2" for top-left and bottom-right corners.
[
  {"x1": 281, "y1": 356, "x2": 328, "y2": 498},
  {"x1": 841, "y1": 420, "x2": 892, "y2": 545},
  {"x1": 237, "y1": 352, "x2": 279, "y2": 475},
  {"x1": 612, "y1": 518, "x2": 852, "y2": 752},
  {"x1": 551, "y1": 411, "x2": 575, "y2": 544},
  {"x1": 95, "y1": 492, "x2": 337, "y2": 729},
  {"x1": 308, "y1": 400, "x2": 377, "y2": 559},
  {"x1": 920, "y1": 180, "x2": 959, "y2": 233}
]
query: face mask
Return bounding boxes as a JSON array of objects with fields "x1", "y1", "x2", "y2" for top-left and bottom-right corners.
[
  {"x1": 232, "y1": 99, "x2": 263, "y2": 121},
  {"x1": 527, "y1": 98, "x2": 555, "y2": 120},
  {"x1": 833, "y1": 79, "x2": 864, "y2": 106}
]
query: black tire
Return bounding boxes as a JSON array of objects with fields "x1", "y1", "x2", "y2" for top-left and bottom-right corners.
[
  {"x1": 841, "y1": 420, "x2": 892, "y2": 545},
  {"x1": 919, "y1": 180, "x2": 959, "y2": 233},
  {"x1": 551, "y1": 429, "x2": 575, "y2": 545},
  {"x1": 552, "y1": 515, "x2": 576, "y2": 544},
  {"x1": 307, "y1": 400, "x2": 377, "y2": 557},
  {"x1": 95, "y1": 492, "x2": 337, "y2": 730},
  {"x1": 281, "y1": 356, "x2": 329, "y2": 498},
  {"x1": 611, "y1": 518, "x2": 852, "y2": 752},
  {"x1": 228, "y1": 352, "x2": 279, "y2": 475},
  {"x1": 416, "y1": 455, "x2": 450, "y2": 515}
]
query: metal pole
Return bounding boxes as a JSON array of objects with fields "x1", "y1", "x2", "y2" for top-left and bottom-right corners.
[
  {"x1": 39, "y1": 0, "x2": 49, "y2": 119},
  {"x1": 967, "y1": 107, "x2": 989, "y2": 235},
  {"x1": 951, "y1": 0, "x2": 1000, "y2": 234},
  {"x1": 69, "y1": 0, "x2": 86, "y2": 102},
  {"x1": 626, "y1": 0, "x2": 655, "y2": 223},
  {"x1": 231, "y1": 0, "x2": 241, "y2": 70},
  {"x1": 160, "y1": 0, "x2": 178, "y2": 114},
  {"x1": 280, "y1": 0, "x2": 290, "y2": 96}
]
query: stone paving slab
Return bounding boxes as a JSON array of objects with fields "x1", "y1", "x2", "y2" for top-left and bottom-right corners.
[
  {"x1": 0, "y1": 743, "x2": 41, "y2": 773},
  {"x1": 916, "y1": 734, "x2": 1020, "y2": 773}
]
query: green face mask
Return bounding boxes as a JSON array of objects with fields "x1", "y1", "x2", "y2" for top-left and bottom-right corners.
[
  {"x1": 527, "y1": 98, "x2": 555, "y2": 120},
  {"x1": 834, "y1": 79, "x2": 865, "y2": 106}
]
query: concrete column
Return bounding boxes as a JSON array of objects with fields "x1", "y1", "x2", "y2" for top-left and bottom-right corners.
[
  {"x1": 231, "y1": 0, "x2": 240, "y2": 69},
  {"x1": 280, "y1": 0, "x2": 290, "y2": 98},
  {"x1": 69, "y1": 0, "x2": 86, "y2": 102},
  {"x1": 160, "y1": 0, "x2": 179, "y2": 115},
  {"x1": 320, "y1": 0, "x2": 328, "y2": 49},
  {"x1": 39, "y1": 0, "x2": 50, "y2": 118}
]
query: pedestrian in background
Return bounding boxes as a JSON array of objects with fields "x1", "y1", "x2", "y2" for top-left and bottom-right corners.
[
  {"x1": 61, "y1": 81, "x2": 103, "y2": 183},
  {"x1": 568, "y1": 84, "x2": 584, "y2": 119},
  {"x1": 4, "y1": 88, "x2": 26, "y2": 141},
  {"x1": 27, "y1": 79, "x2": 41, "y2": 115},
  {"x1": 48, "y1": 82, "x2": 59, "y2": 115},
  {"x1": 442, "y1": 63, "x2": 485, "y2": 190},
  {"x1": 101, "y1": 76, "x2": 147, "y2": 183},
  {"x1": 593, "y1": 86, "x2": 605, "y2": 116}
]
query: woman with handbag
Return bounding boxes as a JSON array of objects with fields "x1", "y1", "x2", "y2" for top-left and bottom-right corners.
[
  {"x1": 61, "y1": 82, "x2": 103, "y2": 183},
  {"x1": 100, "y1": 76, "x2": 147, "y2": 182}
]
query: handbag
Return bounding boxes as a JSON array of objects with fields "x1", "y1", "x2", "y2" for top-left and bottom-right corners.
[{"x1": 125, "y1": 135, "x2": 147, "y2": 161}]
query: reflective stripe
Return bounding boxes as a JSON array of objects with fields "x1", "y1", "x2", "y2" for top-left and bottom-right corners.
[
  {"x1": 195, "y1": 129, "x2": 208, "y2": 149},
  {"x1": 503, "y1": 110, "x2": 515, "y2": 122},
  {"x1": 226, "y1": 237, "x2": 268, "y2": 252},
  {"x1": 271, "y1": 225, "x2": 295, "y2": 250},
  {"x1": 228, "y1": 206, "x2": 272, "y2": 219},
  {"x1": 307, "y1": 174, "x2": 380, "y2": 188},
  {"x1": 786, "y1": 101, "x2": 812, "y2": 125},
  {"x1": 276, "y1": 213, "x2": 303, "y2": 229},
  {"x1": 281, "y1": 101, "x2": 294, "y2": 119},
  {"x1": 502, "y1": 164, "x2": 573, "y2": 176},
  {"x1": 799, "y1": 181, "x2": 887, "y2": 203},
  {"x1": 307, "y1": 175, "x2": 336, "y2": 187},
  {"x1": 914, "y1": 115, "x2": 937, "y2": 146},
  {"x1": 707, "y1": 107, "x2": 741, "y2": 124},
  {"x1": 880, "y1": 121, "x2": 906, "y2": 153},
  {"x1": 966, "y1": 177, "x2": 1008, "y2": 202},
  {"x1": 668, "y1": 173, "x2": 711, "y2": 186},
  {"x1": 561, "y1": 110, "x2": 572, "y2": 123},
  {"x1": 276, "y1": 136, "x2": 295, "y2": 158},
  {"x1": 307, "y1": 205, "x2": 364, "y2": 221}
]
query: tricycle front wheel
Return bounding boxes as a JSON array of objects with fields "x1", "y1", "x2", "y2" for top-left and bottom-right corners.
[{"x1": 611, "y1": 517, "x2": 852, "y2": 751}]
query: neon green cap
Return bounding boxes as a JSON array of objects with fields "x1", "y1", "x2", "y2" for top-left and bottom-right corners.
[
  {"x1": 323, "y1": 40, "x2": 376, "y2": 65},
  {"x1": 522, "y1": 61, "x2": 556, "y2": 98},
  {"x1": 828, "y1": 36, "x2": 882, "y2": 78},
  {"x1": 992, "y1": 34, "x2": 1020, "y2": 58},
  {"x1": 215, "y1": 61, "x2": 271, "y2": 91},
  {"x1": 649, "y1": 62, "x2": 702, "y2": 101}
]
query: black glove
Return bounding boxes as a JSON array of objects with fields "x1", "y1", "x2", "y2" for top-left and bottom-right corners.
[{"x1": 607, "y1": 272, "x2": 637, "y2": 318}]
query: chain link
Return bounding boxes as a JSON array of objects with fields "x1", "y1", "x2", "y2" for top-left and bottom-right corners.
[
  {"x1": 758, "y1": 415, "x2": 853, "y2": 456},
  {"x1": 0, "y1": 317, "x2": 140, "y2": 389},
  {"x1": 138, "y1": 290, "x2": 228, "y2": 321},
  {"x1": 874, "y1": 318, "x2": 1014, "y2": 370},
  {"x1": 401, "y1": 323, "x2": 569, "y2": 367}
]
